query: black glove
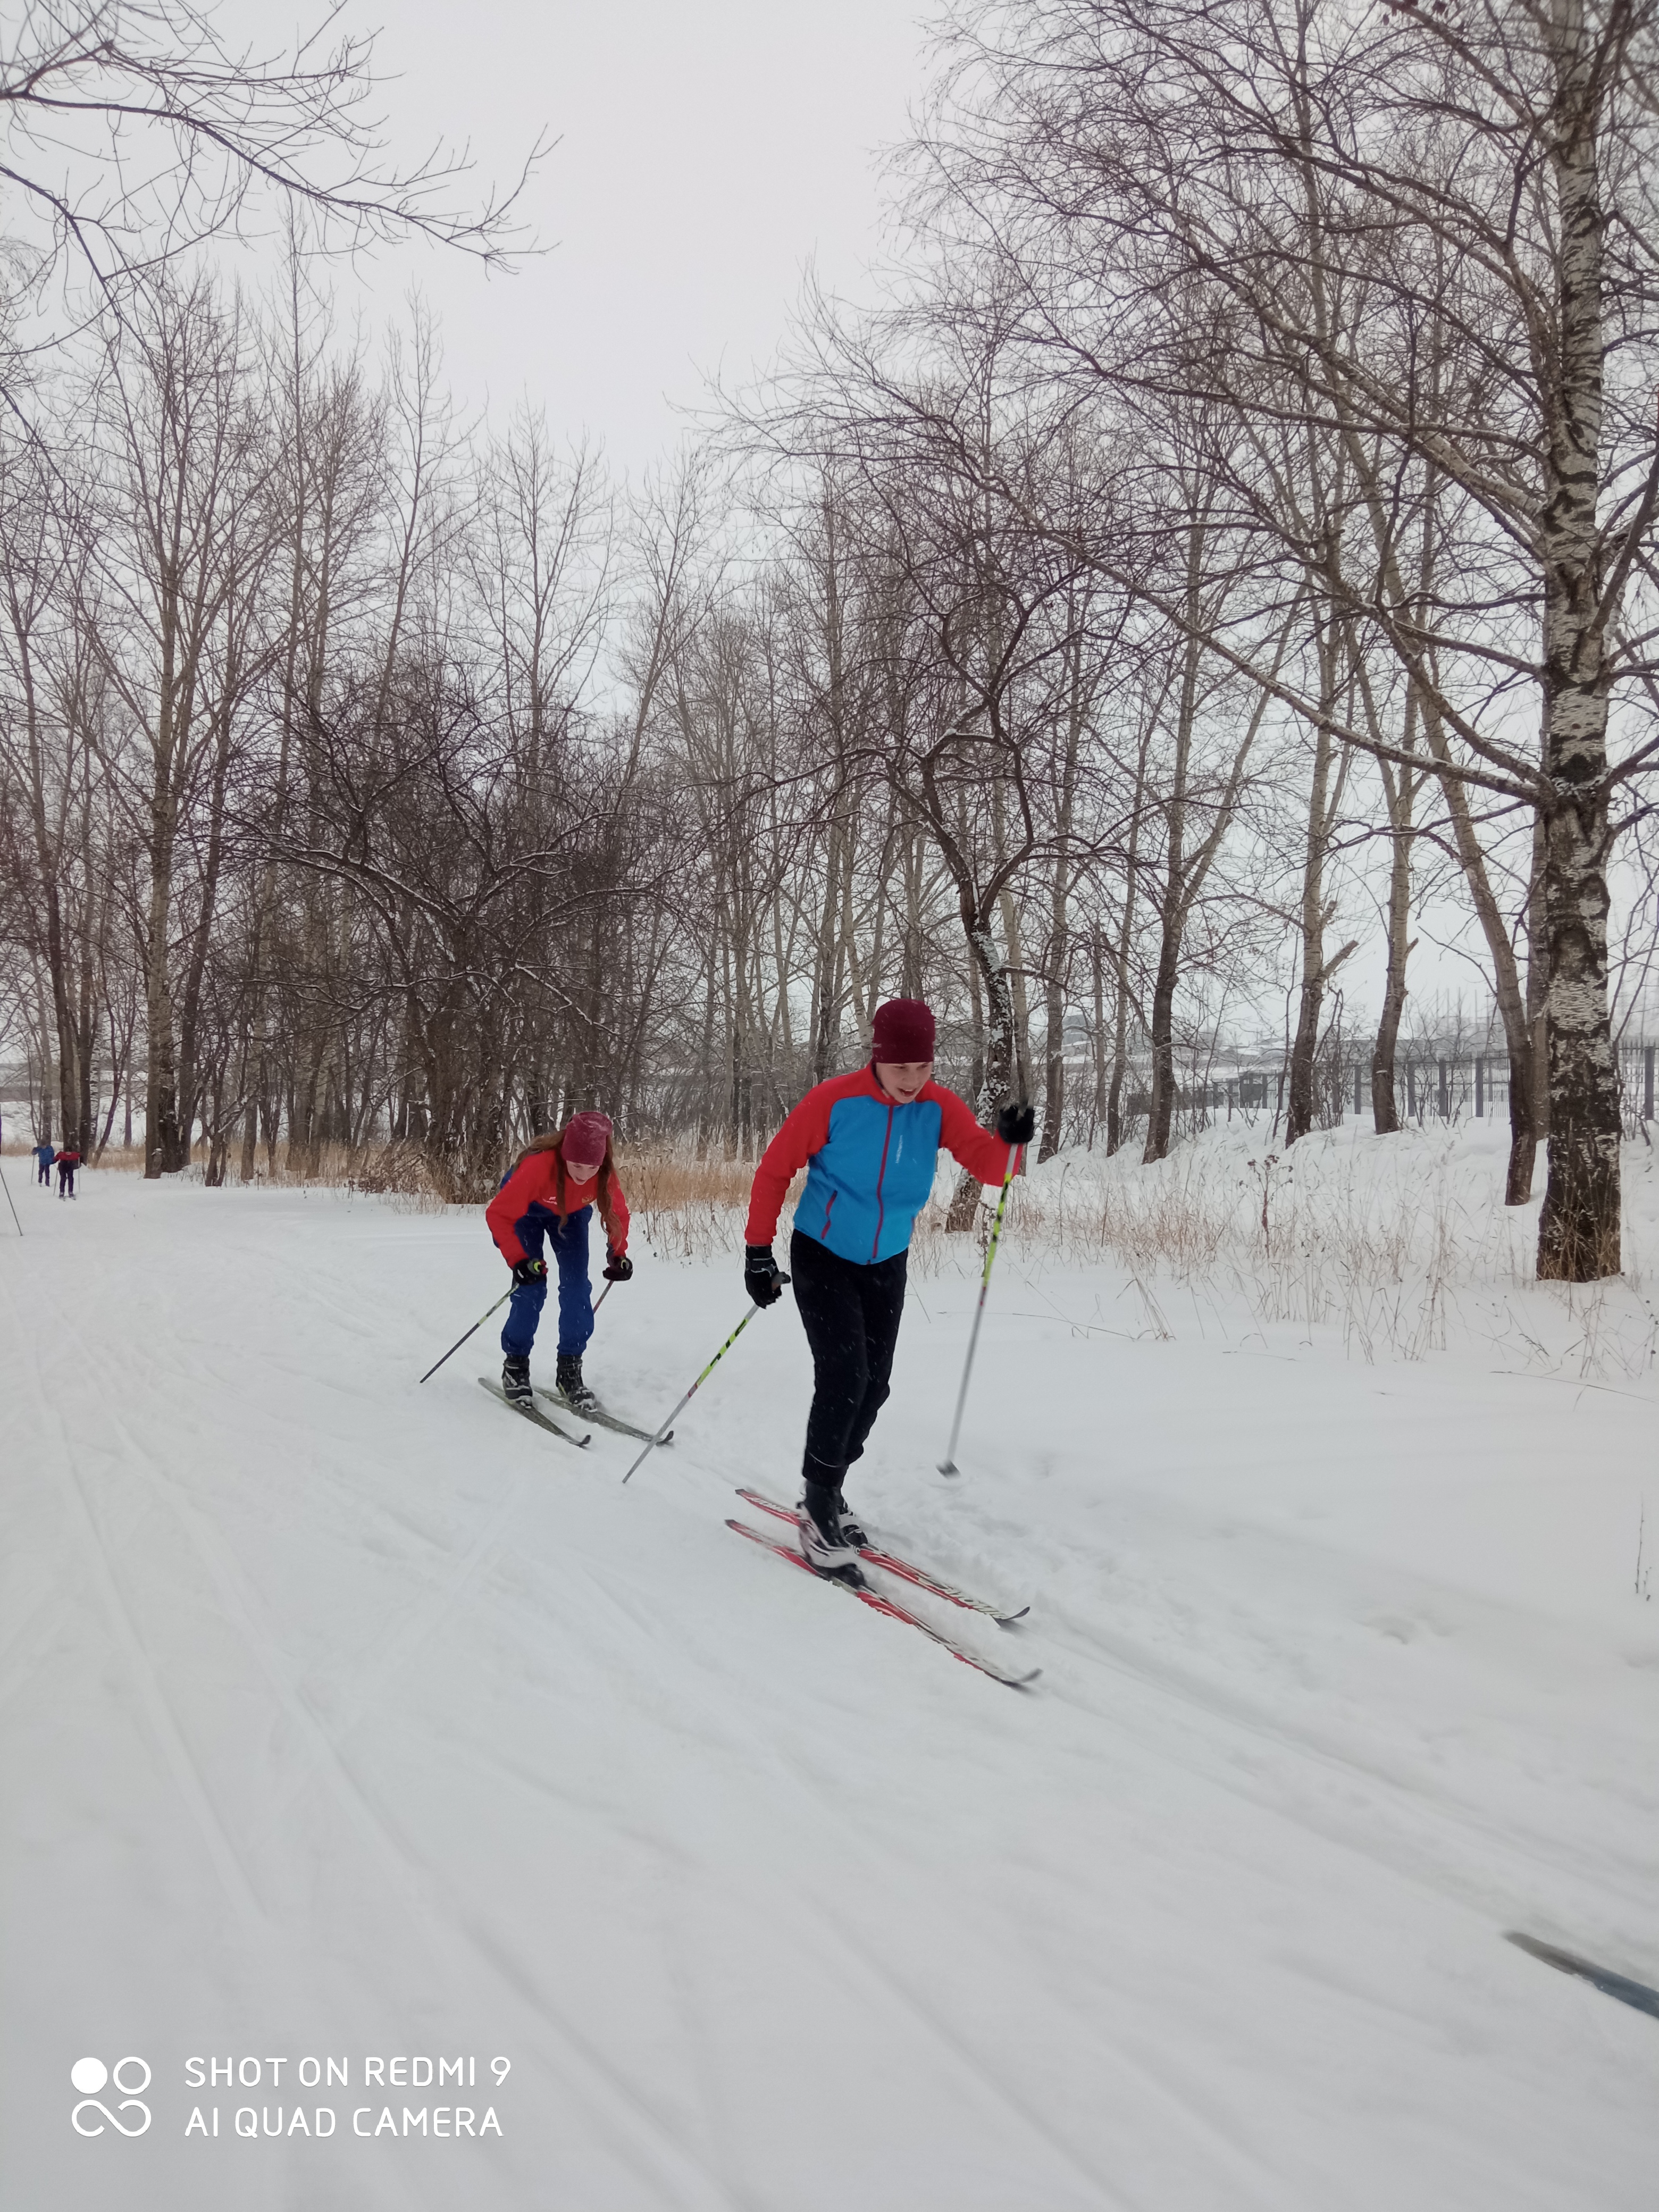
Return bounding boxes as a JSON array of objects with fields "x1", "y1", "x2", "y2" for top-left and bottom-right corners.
[
  {"x1": 996, "y1": 1102, "x2": 1036, "y2": 1146},
  {"x1": 511, "y1": 1257, "x2": 548, "y2": 1287},
  {"x1": 744, "y1": 1244, "x2": 790, "y2": 1308},
  {"x1": 603, "y1": 1249, "x2": 633, "y2": 1282}
]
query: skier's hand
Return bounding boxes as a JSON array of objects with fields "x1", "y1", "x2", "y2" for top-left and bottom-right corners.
[
  {"x1": 995, "y1": 1102, "x2": 1036, "y2": 1146},
  {"x1": 603, "y1": 1249, "x2": 633, "y2": 1282},
  {"x1": 744, "y1": 1244, "x2": 790, "y2": 1308},
  {"x1": 511, "y1": 1257, "x2": 548, "y2": 1287}
]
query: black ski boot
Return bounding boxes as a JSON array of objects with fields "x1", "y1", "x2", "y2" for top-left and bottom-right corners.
[
  {"x1": 797, "y1": 1480, "x2": 858, "y2": 1574},
  {"x1": 556, "y1": 1353, "x2": 600, "y2": 1416},
  {"x1": 501, "y1": 1355, "x2": 533, "y2": 1405},
  {"x1": 835, "y1": 1491, "x2": 869, "y2": 1549}
]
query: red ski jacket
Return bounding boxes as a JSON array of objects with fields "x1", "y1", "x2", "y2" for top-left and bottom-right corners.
[
  {"x1": 745, "y1": 1065, "x2": 1019, "y2": 1265},
  {"x1": 485, "y1": 1151, "x2": 630, "y2": 1268}
]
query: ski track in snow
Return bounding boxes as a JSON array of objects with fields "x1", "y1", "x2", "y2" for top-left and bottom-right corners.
[
  {"x1": 1035, "y1": 1546, "x2": 1656, "y2": 1922},
  {"x1": 4, "y1": 1142, "x2": 1658, "y2": 2210},
  {"x1": 6, "y1": 1235, "x2": 766, "y2": 2210}
]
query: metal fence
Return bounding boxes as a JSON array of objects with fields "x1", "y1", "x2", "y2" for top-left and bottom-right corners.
[{"x1": 1114, "y1": 1036, "x2": 1659, "y2": 1139}]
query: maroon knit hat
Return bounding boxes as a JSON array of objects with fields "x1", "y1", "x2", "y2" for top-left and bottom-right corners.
[
  {"x1": 870, "y1": 998, "x2": 936, "y2": 1063},
  {"x1": 563, "y1": 1110, "x2": 612, "y2": 1170}
]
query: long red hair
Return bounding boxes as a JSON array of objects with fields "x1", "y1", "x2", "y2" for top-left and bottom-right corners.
[{"x1": 510, "y1": 1121, "x2": 619, "y2": 1229}]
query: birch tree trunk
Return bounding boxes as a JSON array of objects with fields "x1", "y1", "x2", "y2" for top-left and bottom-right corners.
[{"x1": 1535, "y1": 2, "x2": 1620, "y2": 1279}]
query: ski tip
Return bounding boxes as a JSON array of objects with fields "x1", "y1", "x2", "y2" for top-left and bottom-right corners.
[{"x1": 996, "y1": 1606, "x2": 1033, "y2": 1627}]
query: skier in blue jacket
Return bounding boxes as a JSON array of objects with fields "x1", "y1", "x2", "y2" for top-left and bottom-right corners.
[{"x1": 743, "y1": 996, "x2": 1034, "y2": 1571}]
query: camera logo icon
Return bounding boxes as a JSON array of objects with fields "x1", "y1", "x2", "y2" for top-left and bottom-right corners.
[{"x1": 71, "y1": 2057, "x2": 152, "y2": 2136}]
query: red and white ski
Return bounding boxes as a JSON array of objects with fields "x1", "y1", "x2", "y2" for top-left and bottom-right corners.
[
  {"x1": 734, "y1": 1488, "x2": 1029, "y2": 1624},
  {"x1": 726, "y1": 1519, "x2": 1040, "y2": 1690}
]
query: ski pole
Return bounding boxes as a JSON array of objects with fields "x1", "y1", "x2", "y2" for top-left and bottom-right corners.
[
  {"x1": 622, "y1": 1305, "x2": 761, "y2": 1484},
  {"x1": 0, "y1": 1115, "x2": 18, "y2": 1236},
  {"x1": 418, "y1": 1286, "x2": 513, "y2": 1385},
  {"x1": 937, "y1": 1143, "x2": 1018, "y2": 1476}
]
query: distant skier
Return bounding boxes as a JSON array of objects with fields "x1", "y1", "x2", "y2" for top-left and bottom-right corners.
[
  {"x1": 34, "y1": 1140, "x2": 54, "y2": 1187},
  {"x1": 54, "y1": 1143, "x2": 81, "y2": 1200},
  {"x1": 743, "y1": 996, "x2": 1034, "y2": 1573},
  {"x1": 485, "y1": 1111, "x2": 633, "y2": 1413}
]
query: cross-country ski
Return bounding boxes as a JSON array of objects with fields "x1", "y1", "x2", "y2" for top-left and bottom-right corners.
[
  {"x1": 476, "y1": 1374, "x2": 591, "y2": 1446},
  {"x1": 726, "y1": 1520, "x2": 1041, "y2": 1689},
  {"x1": 734, "y1": 1487, "x2": 1028, "y2": 1622},
  {"x1": 535, "y1": 1385, "x2": 670, "y2": 1445}
]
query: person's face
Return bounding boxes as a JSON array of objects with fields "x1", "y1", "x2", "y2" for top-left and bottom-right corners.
[
  {"x1": 875, "y1": 1060, "x2": 933, "y2": 1105},
  {"x1": 565, "y1": 1152, "x2": 602, "y2": 1184}
]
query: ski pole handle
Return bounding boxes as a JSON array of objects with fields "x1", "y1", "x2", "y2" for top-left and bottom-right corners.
[
  {"x1": 418, "y1": 1286, "x2": 514, "y2": 1385},
  {"x1": 622, "y1": 1305, "x2": 759, "y2": 1484},
  {"x1": 978, "y1": 1146, "x2": 1018, "y2": 1292},
  {"x1": 937, "y1": 1142, "x2": 1018, "y2": 1475}
]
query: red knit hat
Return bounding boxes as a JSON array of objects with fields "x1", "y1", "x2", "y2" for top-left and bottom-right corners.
[
  {"x1": 870, "y1": 998, "x2": 936, "y2": 1063},
  {"x1": 563, "y1": 1111, "x2": 612, "y2": 1170}
]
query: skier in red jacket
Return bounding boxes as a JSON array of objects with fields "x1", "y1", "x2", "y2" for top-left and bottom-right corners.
[
  {"x1": 743, "y1": 998, "x2": 1033, "y2": 1572},
  {"x1": 54, "y1": 1143, "x2": 82, "y2": 1199},
  {"x1": 484, "y1": 1111, "x2": 632, "y2": 1413}
]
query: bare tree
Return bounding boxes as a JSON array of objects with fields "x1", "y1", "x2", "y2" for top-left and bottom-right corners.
[
  {"x1": 87, "y1": 273, "x2": 269, "y2": 1174},
  {"x1": 0, "y1": 0, "x2": 536, "y2": 306},
  {"x1": 923, "y1": 0, "x2": 1659, "y2": 1278}
]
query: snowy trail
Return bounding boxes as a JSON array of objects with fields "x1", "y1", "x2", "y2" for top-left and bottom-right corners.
[
  {"x1": 4, "y1": 1167, "x2": 1657, "y2": 2209},
  {"x1": 1039, "y1": 1538, "x2": 1655, "y2": 1928}
]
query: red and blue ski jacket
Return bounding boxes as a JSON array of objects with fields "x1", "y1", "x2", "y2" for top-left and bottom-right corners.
[
  {"x1": 744, "y1": 1066, "x2": 1019, "y2": 1267},
  {"x1": 485, "y1": 1152, "x2": 630, "y2": 1268}
]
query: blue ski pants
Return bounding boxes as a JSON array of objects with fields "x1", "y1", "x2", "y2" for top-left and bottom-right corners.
[{"x1": 501, "y1": 1204, "x2": 595, "y2": 1361}]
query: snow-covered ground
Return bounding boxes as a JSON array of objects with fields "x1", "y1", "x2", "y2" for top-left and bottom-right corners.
[{"x1": 4, "y1": 1124, "x2": 1657, "y2": 2210}]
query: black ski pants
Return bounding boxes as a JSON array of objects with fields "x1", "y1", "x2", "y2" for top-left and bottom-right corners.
[{"x1": 790, "y1": 1229, "x2": 907, "y2": 1482}]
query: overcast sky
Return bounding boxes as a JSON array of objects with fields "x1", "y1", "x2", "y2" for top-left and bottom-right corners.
[{"x1": 289, "y1": 0, "x2": 933, "y2": 479}]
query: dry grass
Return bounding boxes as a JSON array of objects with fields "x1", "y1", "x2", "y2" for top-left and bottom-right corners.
[
  {"x1": 911, "y1": 1140, "x2": 1520, "y2": 1295},
  {"x1": 14, "y1": 1127, "x2": 1654, "y2": 1379},
  {"x1": 621, "y1": 1147, "x2": 757, "y2": 1255},
  {"x1": 622, "y1": 1150, "x2": 756, "y2": 1210},
  {"x1": 26, "y1": 1135, "x2": 764, "y2": 1228},
  {"x1": 83, "y1": 1144, "x2": 146, "y2": 1175},
  {"x1": 923, "y1": 1132, "x2": 1659, "y2": 1380},
  {"x1": 23, "y1": 1137, "x2": 450, "y2": 1211}
]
